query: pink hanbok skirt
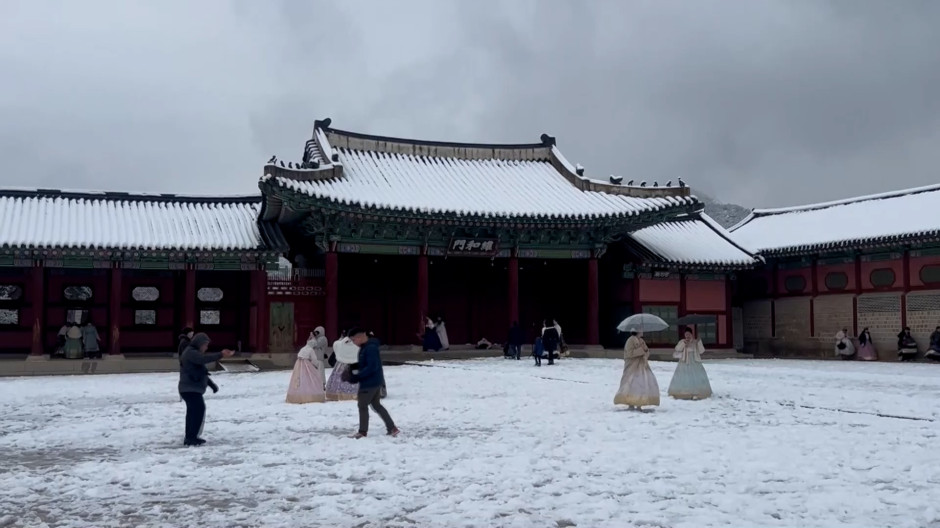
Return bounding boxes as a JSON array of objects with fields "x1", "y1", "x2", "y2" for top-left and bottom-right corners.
[
  {"x1": 614, "y1": 356, "x2": 661, "y2": 408},
  {"x1": 325, "y1": 362, "x2": 359, "y2": 401},
  {"x1": 857, "y1": 342, "x2": 878, "y2": 361},
  {"x1": 286, "y1": 359, "x2": 326, "y2": 404}
]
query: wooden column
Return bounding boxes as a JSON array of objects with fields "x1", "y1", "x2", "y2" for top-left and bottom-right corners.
[
  {"x1": 417, "y1": 254, "x2": 429, "y2": 335},
  {"x1": 508, "y1": 255, "x2": 519, "y2": 326},
  {"x1": 109, "y1": 267, "x2": 122, "y2": 355},
  {"x1": 325, "y1": 251, "x2": 339, "y2": 340},
  {"x1": 678, "y1": 274, "x2": 687, "y2": 317},
  {"x1": 902, "y1": 249, "x2": 910, "y2": 329},
  {"x1": 184, "y1": 268, "x2": 196, "y2": 329},
  {"x1": 725, "y1": 275, "x2": 734, "y2": 347},
  {"x1": 30, "y1": 266, "x2": 44, "y2": 356},
  {"x1": 587, "y1": 257, "x2": 600, "y2": 345},
  {"x1": 252, "y1": 269, "x2": 269, "y2": 354}
]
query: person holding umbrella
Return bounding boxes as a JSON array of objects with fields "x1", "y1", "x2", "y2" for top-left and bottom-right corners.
[
  {"x1": 613, "y1": 313, "x2": 664, "y2": 411},
  {"x1": 668, "y1": 326, "x2": 712, "y2": 400}
]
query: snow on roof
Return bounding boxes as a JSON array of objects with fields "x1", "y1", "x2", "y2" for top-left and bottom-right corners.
[
  {"x1": 730, "y1": 183, "x2": 940, "y2": 255},
  {"x1": 628, "y1": 215, "x2": 758, "y2": 268},
  {"x1": 0, "y1": 190, "x2": 277, "y2": 251}
]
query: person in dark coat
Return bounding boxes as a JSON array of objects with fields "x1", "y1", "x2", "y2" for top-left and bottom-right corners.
[
  {"x1": 347, "y1": 327, "x2": 399, "y2": 439},
  {"x1": 532, "y1": 336, "x2": 544, "y2": 366},
  {"x1": 178, "y1": 327, "x2": 217, "y2": 394},
  {"x1": 178, "y1": 333, "x2": 233, "y2": 446},
  {"x1": 541, "y1": 320, "x2": 560, "y2": 366},
  {"x1": 507, "y1": 322, "x2": 525, "y2": 360}
]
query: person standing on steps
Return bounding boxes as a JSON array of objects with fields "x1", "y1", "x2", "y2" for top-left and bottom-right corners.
[
  {"x1": 178, "y1": 333, "x2": 234, "y2": 446},
  {"x1": 346, "y1": 327, "x2": 399, "y2": 439}
]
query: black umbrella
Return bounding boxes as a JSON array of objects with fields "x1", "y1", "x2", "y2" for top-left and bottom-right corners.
[{"x1": 677, "y1": 313, "x2": 716, "y2": 325}]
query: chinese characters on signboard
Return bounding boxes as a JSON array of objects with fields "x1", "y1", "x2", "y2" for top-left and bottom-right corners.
[{"x1": 448, "y1": 238, "x2": 500, "y2": 256}]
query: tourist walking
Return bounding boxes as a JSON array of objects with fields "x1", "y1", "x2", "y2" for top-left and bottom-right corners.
[
  {"x1": 346, "y1": 328, "x2": 399, "y2": 439},
  {"x1": 668, "y1": 327, "x2": 712, "y2": 400},
  {"x1": 81, "y1": 320, "x2": 102, "y2": 359},
  {"x1": 178, "y1": 327, "x2": 217, "y2": 394},
  {"x1": 286, "y1": 332, "x2": 326, "y2": 404},
  {"x1": 835, "y1": 329, "x2": 856, "y2": 360},
  {"x1": 614, "y1": 329, "x2": 660, "y2": 411},
  {"x1": 857, "y1": 327, "x2": 877, "y2": 361},
  {"x1": 178, "y1": 333, "x2": 234, "y2": 446},
  {"x1": 326, "y1": 336, "x2": 360, "y2": 401}
]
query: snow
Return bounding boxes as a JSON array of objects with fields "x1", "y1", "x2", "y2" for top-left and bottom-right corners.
[
  {"x1": 274, "y1": 147, "x2": 697, "y2": 220},
  {"x1": 0, "y1": 194, "x2": 266, "y2": 251},
  {"x1": 2, "y1": 359, "x2": 939, "y2": 528},
  {"x1": 730, "y1": 184, "x2": 940, "y2": 254},
  {"x1": 629, "y1": 216, "x2": 756, "y2": 267}
]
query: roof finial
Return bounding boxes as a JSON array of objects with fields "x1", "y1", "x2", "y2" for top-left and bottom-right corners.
[
  {"x1": 575, "y1": 164, "x2": 584, "y2": 176},
  {"x1": 313, "y1": 117, "x2": 333, "y2": 131},
  {"x1": 540, "y1": 134, "x2": 556, "y2": 146},
  {"x1": 609, "y1": 175, "x2": 623, "y2": 185}
]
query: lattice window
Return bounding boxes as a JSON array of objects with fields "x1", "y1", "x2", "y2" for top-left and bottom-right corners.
[
  {"x1": 200, "y1": 310, "x2": 221, "y2": 325},
  {"x1": 642, "y1": 305, "x2": 678, "y2": 343},
  {"x1": 132, "y1": 287, "x2": 160, "y2": 302},
  {"x1": 0, "y1": 285, "x2": 23, "y2": 301},
  {"x1": 870, "y1": 268, "x2": 896, "y2": 288},
  {"x1": 134, "y1": 310, "x2": 156, "y2": 325},
  {"x1": 197, "y1": 288, "x2": 223, "y2": 302},
  {"x1": 0, "y1": 309, "x2": 18, "y2": 325},
  {"x1": 857, "y1": 295, "x2": 901, "y2": 313},
  {"x1": 920, "y1": 265, "x2": 940, "y2": 285},
  {"x1": 784, "y1": 275, "x2": 806, "y2": 293},
  {"x1": 824, "y1": 272, "x2": 848, "y2": 291},
  {"x1": 64, "y1": 286, "x2": 93, "y2": 301}
]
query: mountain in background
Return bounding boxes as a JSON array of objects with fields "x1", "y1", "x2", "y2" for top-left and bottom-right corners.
[{"x1": 694, "y1": 191, "x2": 751, "y2": 229}]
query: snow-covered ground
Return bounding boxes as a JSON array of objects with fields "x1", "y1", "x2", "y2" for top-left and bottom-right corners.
[{"x1": 1, "y1": 359, "x2": 939, "y2": 528}]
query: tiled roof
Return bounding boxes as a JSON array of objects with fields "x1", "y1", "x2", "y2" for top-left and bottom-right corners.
[
  {"x1": 0, "y1": 189, "x2": 286, "y2": 252},
  {"x1": 730, "y1": 184, "x2": 940, "y2": 256},
  {"x1": 262, "y1": 120, "x2": 699, "y2": 222},
  {"x1": 627, "y1": 215, "x2": 758, "y2": 269}
]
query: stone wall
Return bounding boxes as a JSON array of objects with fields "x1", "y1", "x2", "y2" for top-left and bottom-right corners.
[
  {"x1": 905, "y1": 292, "x2": 940, "y2": 350},
  {"x1": 811, "y1": 294, "x2": 855, "y2": 357},
  {"x1": 857, "y1": 293, "x2": 902, "y2": 360}
]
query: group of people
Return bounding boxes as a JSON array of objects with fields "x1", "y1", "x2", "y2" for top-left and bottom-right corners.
[
  {"x1": 834, "y1": 326, "x2": 940, "y2": 361},
  {"x1": 501, "y1": 319, "x2": 567, "y2": 365},
  {"x1": 613, "y1": 326, "x2": 713, "y2": 411},
  {"x1": 55, "y1": 320, "x2": 102, "y2": 359},
  {"x1": 177, "y1": 325, "x2": 399, "y2": 446}
]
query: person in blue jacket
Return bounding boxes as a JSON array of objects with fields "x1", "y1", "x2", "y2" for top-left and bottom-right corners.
[
  {"x1": 347, "y1": 327, "x2": 400, "y2": 439},
  {"x1": 532, "y1": 336, "x2": 545, "y2": 367}
]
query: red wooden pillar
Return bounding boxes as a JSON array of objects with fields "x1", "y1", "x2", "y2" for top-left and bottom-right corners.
[
  {"x1": 678, "y1": 274, "x2": 687, "y2": 317},
  {"x1": 587, "y1": 257, "x2": 600, "y2": 345},
  {"x1": 902, "y1": 249, "x2": 910, "y2": 329},
  {"x1": 252, "y1": 270, "x2": 269, "y2": 354},
  {"x1": 725, "y1": 275, "x2": 734, "y2": 347},
  {"x1": 417, "y1": 254, "x2": 429, "y2": 334},
  {"x1": 109, "y1": 267, "x2": 122, "y2": 355},
  {"x1": 30, "y1": 266, "x2": 44, "y2": 356},
  {"x1": 325, "y1": 251, "x2": 339, "y2": 340},
  {"x1": 508, "y1": 255, "x2": 519, "y2": 325},
  {"x1": 183, "y1": 268, "x2": 196, "y2": 329}
]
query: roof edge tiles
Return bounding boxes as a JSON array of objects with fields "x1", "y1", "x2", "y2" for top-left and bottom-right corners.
[
  {"x1": 627, "y1": 214, "x2": 760, "y2": 270},
  {"x1": 0, "y1": 187, "x2": 261, "y2": 205}
]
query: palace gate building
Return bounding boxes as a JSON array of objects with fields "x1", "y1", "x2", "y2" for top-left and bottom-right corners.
[{"x1": 0, "y1": 119, "x2": 758, "y2": 363}]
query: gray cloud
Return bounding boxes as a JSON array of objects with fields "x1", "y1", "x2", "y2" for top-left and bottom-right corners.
[{"x1": 2, "y1": 0, "x2": 939, "y2": 207}]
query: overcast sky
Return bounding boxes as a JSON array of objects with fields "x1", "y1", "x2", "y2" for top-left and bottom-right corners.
[{"x1": 2, "y1": 0, "x2": 939, "y2": 208}]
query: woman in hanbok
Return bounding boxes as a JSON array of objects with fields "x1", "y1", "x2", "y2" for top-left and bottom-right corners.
[
  {"x1": 614, "y1": 329, "x2": 660, "y2": 411},
  {"x1": 325, "y1": 336, "x2": 359, "y2": 401},
  {"x1": 668, "y1": 328, "x2": 712, "y2": 400},
  {"x1": 422, "y1": 317, "x2": 443, "y2": 352},
  {"x1": 435, "y1": 316, "x2": 450, "y2": 350},
  {"x1": 857, "y1": 327, "x2": 877, "y2": 361},
  {"x1": 311, "y1": 326, "x2": 329, "y2": 388},
  {"x1": 63, "y1": 323, "x2": 83, "y2": 359},
  {"x1": 897, "y1": 327, "x2": 919, "y2": 361},
  {"x1": 286, "y1": 333, "x2": 326, "y2": 404},
  {"x1": 835, "y1": 329, "x2": 856, "y2": 360}
]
